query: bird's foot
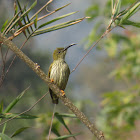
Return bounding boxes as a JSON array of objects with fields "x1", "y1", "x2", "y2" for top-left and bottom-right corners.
[
  {"x1": 61, "y1": 90, "x2": 65, "y2": 96},
  {"x1": 50, "y1": 79, "x2": 54, "y2": 83},
  {"x1": 35, "y1": 63, "x2": 40, "y2": 70}
]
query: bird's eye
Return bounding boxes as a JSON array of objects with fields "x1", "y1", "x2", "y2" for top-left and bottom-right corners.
[{"x1": 58, "y1": 51, "x2": 61, "y2": 53}]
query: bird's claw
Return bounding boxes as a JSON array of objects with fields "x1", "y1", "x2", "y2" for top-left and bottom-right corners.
[
  {"x1": 51, "y1": 79, "x2": 54, "y2": 83},
  {"x1": 61, "y1": 90, "x2": 65, "y2": 96},
  {"x1": 35, "y1": 63, "x2": 40, "y2": 70}
]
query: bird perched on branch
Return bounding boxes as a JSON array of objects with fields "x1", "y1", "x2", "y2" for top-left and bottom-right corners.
[{"x1": 48, "y1": 43, "x2": 76, "y2": 104}]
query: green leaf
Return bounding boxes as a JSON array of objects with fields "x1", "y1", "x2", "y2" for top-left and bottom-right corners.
[
  {"x1": 85, "y1": 4, "x2": 99, "y2": 21},
  {"x1": 4, "y1": 0, "x2": 37, "y2": 34},
  {"x1": 55, "y1": 112, "x2": 72, "y2": 135},
  {"x1": 34, "y1": 15, "x2": 38, "y2": 28},
  {"x1": 111, "y1": 0, "x2": 114, "y2": 13},
  {"x1": 54, "y1": 133, "x2": 81, "y2": 140},
  {"x1": 25, "y1": 7, "x2": 33, "y2": 32},
  {"x1": 38, "y1": 11, "x2": 77, "y2": 29},
  {"x1": 16, "y1": 0, "x2": 30, "y2": 35},
  {"x1": 120, "y1": 2, "x2": 140, "y2": 24},
  {"x1": 113, "y1": 0, "x2": 121, "y2": 17},
  {"x1": 55, "y1": 113, "x2": 77, "y2": 118},
  {"x1": 0, "y1": 100, "x2": 3, "y2": 113},
  {"x1": 16, "y1": 0, "x2": 22, "y2": 10},
  {"x1": 30, "y1": 1, "x2": 53, "y2": 20},
  {"x1": 2, "y1": 11, "x2": 20, "y2": 34},
  {"x1": 32, "y1": 17, "x2": 85, "y2": 36},
  {"x1": 27, "y1": 0, "x2": 37, "y2": 13},
  {"x1": 0, "y1": 133, "x2": 12, "y2": 140},
  {"x1": 0, "y1": 113, "x2": 38, "y2": 119},
  {"x1": 11, "y1": 127, "x2": 30, "y2": 138},
  {"x1": 1, "y1": 19, "x2": 9, "y2": 32},
  {"x1": 121, "y1": 19, "x2": 140, "y2": 28},
  {"x1": 52, "y1": 127, "x2": 61, "y2": 137},
  {"x1": 55, "y1": 3, "x2": 71, "y2": 12},
  {"x1": 14, "y1": 5, "x2": 18, "y2": 15},
  {"x1": 3, "y1": 86, "x2": 30, "y2": 113}
]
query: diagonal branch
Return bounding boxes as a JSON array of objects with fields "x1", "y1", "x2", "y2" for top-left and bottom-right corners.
[{"x1": 0, "y1": 33, "x2": 105, "y2": 140}]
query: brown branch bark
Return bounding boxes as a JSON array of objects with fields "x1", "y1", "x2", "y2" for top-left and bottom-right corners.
[{"x1": 0, "y1": 32, "x2": 105, "y2": 140}]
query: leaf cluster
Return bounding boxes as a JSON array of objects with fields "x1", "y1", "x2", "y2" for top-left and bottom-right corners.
[
  {"x1": 0, "y1": 0, "x2": 85, "y2": 139},
  {"x1": 1, "y1": 0, "x2": 84, "y2": 40},
  {"x1": 86, "y1": 0, "x2": 140, "y2": 139}
]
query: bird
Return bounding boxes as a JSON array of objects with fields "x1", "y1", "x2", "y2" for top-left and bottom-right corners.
[{"x1": 48, "y1": 43, "x2": 76, "y2": 104}]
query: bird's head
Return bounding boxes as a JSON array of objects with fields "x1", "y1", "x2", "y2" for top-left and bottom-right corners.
[{"x1": 53, "y1": 43, "x2": 76, "y2": 60}]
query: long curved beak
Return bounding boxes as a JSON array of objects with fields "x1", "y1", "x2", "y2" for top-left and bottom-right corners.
[{"x1": 63, "y1": 43, "x2": 76, "y2": 51}]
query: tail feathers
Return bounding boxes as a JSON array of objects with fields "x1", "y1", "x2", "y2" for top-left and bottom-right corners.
[{"x1": 49, "y1": 89, "x2": 59, "y2": 104}]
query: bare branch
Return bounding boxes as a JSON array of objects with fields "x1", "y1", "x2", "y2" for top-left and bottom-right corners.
[{"x1": 0, "y1": 33, "x2": 105, "y2": 140}]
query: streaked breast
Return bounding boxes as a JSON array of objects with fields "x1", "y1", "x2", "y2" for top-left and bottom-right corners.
[{"x1": 50, "y1": 60, "x2": 70, "y2": 90}]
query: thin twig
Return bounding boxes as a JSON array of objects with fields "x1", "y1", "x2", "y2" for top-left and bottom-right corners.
[
  {"x1": 71, "y1": 0, "x2": 138, "y2": 74},
  {"x1": 71, "y1": 2, "x2": 128, "y2": 74},
  {"x1": 0, "y1": 31, "x2": 35, "y2": 87},
  {"x1": 2, "y1": 11, "x2": 21, "y2": 35},
  {"x1": 47, "y1": 104, "x2": 56, "y2": 140},
  {"x1": 30, "y1": 0, "x2": 53, "y2": 21},
  {"x1": 0, "y1": 33, "x2": 105, "y2": 140},
  {"x1": 71, "y1": 28, "x2": 112, "y2": 73},
  {"x1": 0, "y1": 91, "x2": 49, "y2": 126},
  {"x1": 0, "y1": 46, "x2": 5, "y2": 83}
]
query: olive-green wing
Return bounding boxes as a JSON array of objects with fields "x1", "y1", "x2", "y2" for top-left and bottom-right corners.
[
  {"x1": 48, "y1": 64, "x2": 59, "y2": 104},
  {"x1": 48, "y1": 63, "x2": 52, "y2": 78}
]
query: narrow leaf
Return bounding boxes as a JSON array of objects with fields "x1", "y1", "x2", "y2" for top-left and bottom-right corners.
[
  {"x1": 117, "y1": 9, "x2": 128, "y2": 17},
  {"x1": 55, "y1": 3, "x2": 71, "y2": 12},
  {"x1": 26, "y1": 9, "x2": 34, "y2": 32},
  {"x1": 3, "y1": 86, "x2": 30, "y2": 113},
  {"x1": 54, "y1": 133, "x2": 81, "y2": 140},
  {"x1": 0, "y1": 113, "x2": 38, "y2": 119},
  {"x1": 1, "y1": 19, "x2": 9, "y2": 32},
  {"x1": 34, "y1": 15, "x2": 38, "y2": 28},
  {"x1": 34, "y1": 3, "x2": 72, "y2": 23},
  {"x1": 113, "y1": 0, "x2": 121, "y2": 17},
  {"x1": 111, "y1": 0, "x2": 114, "y2": 14},
  {"x1": 52, "y1": 127, "x2": 61, "y2": 137},
  {"x1": 11, "y1": 127, "x2": 30, "y2": 138},
  {"x1": 55, "y1": 113, "x2": 77, "y2": 118},
  {"x1": 120, "y1": 2, "x2": 140, "y2": 24},
  {"x1": 121, "y1": 19, "x2": 140, "y2": 28},
  {"x1": 14, "y1": 0, "x2": 18, "y2": 14},
  {"x1": 30, "y1": 0, "x2": 53, "y2": 21},
  {"x1": 16, "y1": 0, "x2": 30, "y2": 35},
  {"x1": 0, "y1": 100, "x2": 3, "y2": 113},
  {"x1": 27, "y1": 0, "x2": 37, "y2": 13},
  {"x1": 38, "y1": 11, "x2": 77, "y2": 29},
  {"x1": 5, "y1": 0, "x2": 37, "y2": 34},
  {"x1": 0, "y1": 133, "x2": 12, "y2": 140},
  {"x1": 2, "y1": 11, "x2": 20, "y2": 35},
  {"x1": 55, "y1": 112, "x2": 72, "y2": 135},
  {"x1": 32, "y1": 17, "x2": 85, "y2": 36},
  {"x1": 8, "y1": 21, "x2": 34, "y2": 40}
]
